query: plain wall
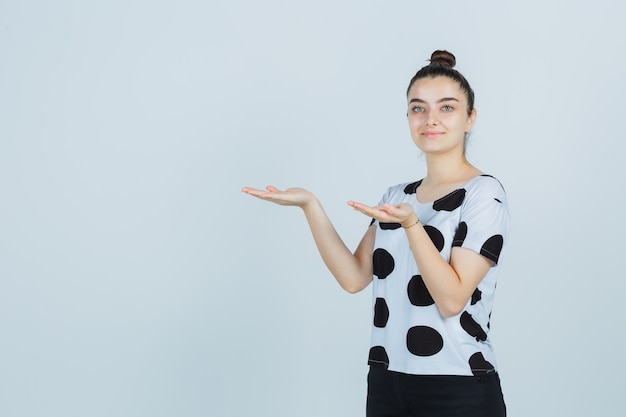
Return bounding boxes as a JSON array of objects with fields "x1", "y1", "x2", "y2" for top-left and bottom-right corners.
[{"x1": 1, "y1": 1, "x2": 625, "y2": 416}]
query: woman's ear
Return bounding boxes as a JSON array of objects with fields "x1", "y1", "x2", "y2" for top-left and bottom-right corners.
[{"x1": 465, "y1": 108, "x2": 477, "y2": 132}]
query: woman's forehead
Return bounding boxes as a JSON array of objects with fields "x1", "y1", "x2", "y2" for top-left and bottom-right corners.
[{"x1": 408, "y1": 76, "x2": 464, "y2": 100}]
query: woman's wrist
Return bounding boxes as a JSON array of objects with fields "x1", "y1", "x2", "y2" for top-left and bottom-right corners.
[
  {"x1": 401, "y1": 215, "x2": 420, "y2": 229},
  {"x1": 300, "y1": 195, "x2": 321, "y2": 213}
]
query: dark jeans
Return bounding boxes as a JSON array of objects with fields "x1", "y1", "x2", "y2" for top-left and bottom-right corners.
[{"x1": 366, "y1": 367, "x2": 506, "y2": 417}]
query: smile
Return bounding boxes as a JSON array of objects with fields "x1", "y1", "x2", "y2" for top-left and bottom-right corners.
[{"x1": 422, "y1": 132, "x2": 444, "y2": 138}]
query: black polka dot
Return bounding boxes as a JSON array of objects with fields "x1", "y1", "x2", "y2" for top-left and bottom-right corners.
[
  {"x1": 433, "y1": 189, "x2": 466, "y2": 212},
  {"x1": 468, "y1": 352, "x2": 495, "y2": 376},
  {"x1": 423, "y1": 225, "x2": 445, "y2": 252},
  {"x1": 380, "y1": 222, "x2": 401, "y2": 230},
  {"x1": 471, "y1": 288, "x2": 482, "y2": 305},
  {"x1": 494, "y1": 198, "x2": 502, "y2": 203},
  {"x1": 407, "y1": 275, "x2": 434, "y2": 306},
  {"x1": 368, "y1": 346, "x2": 389, "y2": 369},
  {"x1": 373, "y1": 248, "x2": 395, "y2": 279},
  {"x1": 406, "y1": 326, "x2": 444, "y2": 357},
  {"x1": 374, "y1": 298, "x2": 389, "y2": 328},
  {"x1": 452, "y1": 221, "x2": 468, "y2": 247},
  {"x1": 403, "y1": 180, "x2": 422, "y2": 194},
  {"x1": 480, "y1": 235, "x2": 504, "y2": 263},
  {"x1": 460, "y1": 311, "x2": 488, "y2": 342}
]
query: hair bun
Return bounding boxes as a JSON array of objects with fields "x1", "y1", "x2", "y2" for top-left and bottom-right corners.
[{"x1": 429, "y1": 50, "x2": 456, "y2": 68}]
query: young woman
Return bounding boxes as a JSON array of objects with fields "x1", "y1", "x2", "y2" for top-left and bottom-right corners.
[{"x1": 242, "y1": 50, "x2": 509, "y2": 417}]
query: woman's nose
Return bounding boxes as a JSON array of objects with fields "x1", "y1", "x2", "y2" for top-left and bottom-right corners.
[{"x1": 426, "y1": 112, "x2": 439, "y2": 126}]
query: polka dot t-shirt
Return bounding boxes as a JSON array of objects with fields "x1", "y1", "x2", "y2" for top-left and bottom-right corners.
[{"x1": 368, "y1": 175, "x2": 510, "y2": 376}]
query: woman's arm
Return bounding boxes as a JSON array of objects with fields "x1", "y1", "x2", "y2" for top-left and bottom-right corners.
[
  {"x1": 242, "y1": 186, "x2": 374, "y2": 293},
  {"x1": 348, "y1": 201, "x2": 491, "y2": 317},
  {"x1": 399, "y1": 212, "x2": 492, "y2": 317}
]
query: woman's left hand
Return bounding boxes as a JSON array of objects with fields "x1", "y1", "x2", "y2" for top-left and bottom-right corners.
[{"x1": 348, "y1": 201, "x2": 418, "y2": 227}]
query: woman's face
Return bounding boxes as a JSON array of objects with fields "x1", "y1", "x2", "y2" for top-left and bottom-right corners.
[{"x1": 407, "y1": 76, "x2": 476, "y2": 156}]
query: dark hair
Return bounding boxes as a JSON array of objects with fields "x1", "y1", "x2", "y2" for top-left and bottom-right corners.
[{"x1": 406, "y1": 50, "x2": 475, "y2": 116}]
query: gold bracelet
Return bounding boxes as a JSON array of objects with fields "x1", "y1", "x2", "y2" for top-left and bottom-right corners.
[{"x1": 402, "y1": 218, "x2": 421, "y2": 229}]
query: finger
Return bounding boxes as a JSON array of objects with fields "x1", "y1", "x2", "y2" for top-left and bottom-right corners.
[
  {"x1": 349, "y1": 201, "x2": 387, "y2": 219},
  {"x1": 348, "y1": 200, "x2": 374, "y2": 210},
  {"x1": 241, "y1": 187, "x2": 267, "y2": 196},
  {"x1": 382, "y1": 203, "x2": 399, "y2": 214},
  {"x1": 266, "y1": 185, "x2": 281, "y2": 192},
  {"x1": 347, "y1": 201, "x2": 371, "y2": 214},
  {"x1": 383, "y1": 203, "x2": 411, "y2": 216}
]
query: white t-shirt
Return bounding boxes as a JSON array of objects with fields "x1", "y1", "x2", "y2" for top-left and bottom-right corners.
[{"x1": 368, "y1": 175, "x2": 510, "y2": 376}]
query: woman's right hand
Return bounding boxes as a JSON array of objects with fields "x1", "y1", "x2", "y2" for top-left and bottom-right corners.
[
  {"x1": 242, "y1": 184, "x2": 374, "y2": 293},
  {"x1": 241, "y1": 186, "x2": 316, "y2": 209}
]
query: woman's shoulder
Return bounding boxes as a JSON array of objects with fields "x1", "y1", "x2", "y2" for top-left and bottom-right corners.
[{"x1": 465, "y1": 174, "x2": 508, "y2": 201}]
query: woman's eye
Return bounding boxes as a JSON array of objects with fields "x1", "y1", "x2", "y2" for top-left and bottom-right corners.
[
  {"x1": 442, "y1": 105, "x2": 454, "y2": 112},
  {"x1": 412, "y1": 106, "x2": 425, "y2": 113}
]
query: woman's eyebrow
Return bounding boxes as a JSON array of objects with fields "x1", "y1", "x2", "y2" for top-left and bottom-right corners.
[{"x1": 409, "y1": 97, "x2": 460, "y2": 104}]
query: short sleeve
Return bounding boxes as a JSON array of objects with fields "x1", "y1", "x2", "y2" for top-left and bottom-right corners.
[{"x1": 451, "y1": 177, "x2": 510, "y2": 264}]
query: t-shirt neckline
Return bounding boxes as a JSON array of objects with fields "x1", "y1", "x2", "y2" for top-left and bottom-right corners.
[{"x1": 414, "y1": 174, "x2": 485, "y2": 205}]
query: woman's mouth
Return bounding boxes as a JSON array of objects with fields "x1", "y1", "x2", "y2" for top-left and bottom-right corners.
[{"x1": 422, "y1": 131, "x2": 444, "y2": 138}]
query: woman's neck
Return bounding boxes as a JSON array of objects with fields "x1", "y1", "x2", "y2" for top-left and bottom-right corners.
[{"x1": 422, "y1": 152, "x2": 478, "y2": 186}]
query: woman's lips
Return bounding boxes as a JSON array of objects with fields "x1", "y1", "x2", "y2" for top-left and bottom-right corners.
[{"x1": 422, "y1": 131, "x2": 444, "y2": 138}]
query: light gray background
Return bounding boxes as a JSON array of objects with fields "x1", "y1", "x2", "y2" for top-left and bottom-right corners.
[{"x1": 1, "y1": 1, "x2": 625, "y2": 416}]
